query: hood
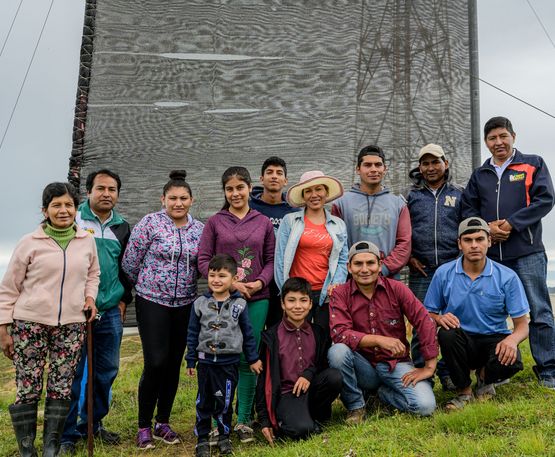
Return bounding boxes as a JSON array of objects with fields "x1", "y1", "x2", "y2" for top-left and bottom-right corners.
[
  {"x1": 408, "y1": 166, "x2": 452, "y2": 188},
  {"x1": 250, "y1": 186, "x2": 289, "y2": 207},
  {"x1": 349, "y1": 182, "x2": 390, "y2": 197}
]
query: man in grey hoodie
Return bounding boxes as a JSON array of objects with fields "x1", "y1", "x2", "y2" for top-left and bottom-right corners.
[{"x1": 332, "y1": 145, "x2": 411, "y2": 278}]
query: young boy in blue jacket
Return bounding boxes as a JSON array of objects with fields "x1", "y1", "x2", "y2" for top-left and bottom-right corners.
[{"x1": 186, "y1": 254, "x2": 263, "y2": 456}]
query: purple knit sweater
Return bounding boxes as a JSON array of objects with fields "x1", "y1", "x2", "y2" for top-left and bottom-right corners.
[{"x1": 198, "y1": 209, "x2": 275, "y2": 301}]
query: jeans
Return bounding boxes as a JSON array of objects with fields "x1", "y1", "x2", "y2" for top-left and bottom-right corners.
[
  {"x1": 62, "y1": 306, "x2": 123, "y2": 443},
  {"x1": 327, "y1": 343, "x2": 436, "y2": 416},
  {"x1": 501, "y1": 252, "x2": 555, "y2": 379},
  {"x1": 408, "y1": 271, "x2": 450, "y2": 381}
]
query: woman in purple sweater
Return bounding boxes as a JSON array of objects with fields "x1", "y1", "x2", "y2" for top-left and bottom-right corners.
[{"x1": 198, "y1": 166, "x2": 275, "y2": 443}]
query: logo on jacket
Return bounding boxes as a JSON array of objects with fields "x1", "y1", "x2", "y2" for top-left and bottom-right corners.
[
  {"x1": 509, "y1": 173, "x2": 525, "y2": 182},
  {"x1": 231, "y1": 303, "x2": 242, "y2": 320},
  {"x1": 443, "y1": 196, "x2": 457, "y2": 207}
]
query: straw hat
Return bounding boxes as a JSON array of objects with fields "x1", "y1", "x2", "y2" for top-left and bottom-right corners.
[{"x1": 286, "y1": 170, "x2": 344, "y2": 208}]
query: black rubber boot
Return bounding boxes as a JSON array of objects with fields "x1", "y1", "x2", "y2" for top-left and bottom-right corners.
[
  {"x1": 42, "y1": 398, "x2": 71, "y2": 457},
  {"x1": 9, "y1": 402, "x2": 39, "y2": 457}
]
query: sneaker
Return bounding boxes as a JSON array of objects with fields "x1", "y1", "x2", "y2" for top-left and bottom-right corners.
[
  {"x1": 58, "y1": 442, "x2": 76, "y2": 456},
  {"x1": 95, "y1": 427, "x2": 121, "y2": 445},
  {"x1": 218, "y1": 436, "x2": 233, "y2": 455},
  {"x1": 445, "y1": 393, "x2": 473, "y2": 411},
  {"x1": 153, "y1": 422, "x2": 181, "y2": 444},
  {"x1": 440, "y1": 376, "x2": 457, "y2": 392},
  {"x1": 208, "y1": 428, "x2": 220, "y2": 446},
  {"x1": 195, "y1": 441, "x2": 210, "y2": 457},
  {"x1": 234, "y1": 423, "x2": 254, "y2": 443},
  {"x1": 136, "y1": 427, "x2": 155, "y2": 450},
  {"x1": 345, "y1": 407, "x2": 365, "y2": 425},
  {"x1": 475, "y1": 375, "x2": 496, "y2": 401}
]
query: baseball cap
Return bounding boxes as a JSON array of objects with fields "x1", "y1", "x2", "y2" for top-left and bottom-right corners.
[
  {"x1": 348, "y1": 241, "x2": 381, "y2": 262},
  {"x1": 458, "y1": 217, "x2": 490, "y2": 237},
  {"x1": 418, "y1": 143, "x2": 446, "y2": 161}
]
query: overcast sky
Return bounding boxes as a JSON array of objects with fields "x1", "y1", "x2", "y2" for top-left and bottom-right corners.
[{"x1": 1, "y1": 0, "x2": 555, "y2": 283}]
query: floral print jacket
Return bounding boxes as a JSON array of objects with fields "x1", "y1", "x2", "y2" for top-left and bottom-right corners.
[{"x1": 122, "y1": 211, "x2": 204, "y2": 307}]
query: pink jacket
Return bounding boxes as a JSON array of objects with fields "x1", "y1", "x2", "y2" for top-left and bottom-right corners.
[{"x1": 0, "y1": 225, "x2": 100, "y2": 326}]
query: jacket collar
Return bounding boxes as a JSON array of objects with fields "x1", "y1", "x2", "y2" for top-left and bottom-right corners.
[
  {"x1": 32, "y1": 224, "x2": 90, "y2": 239},
  {"x1": 79, "y1": 199, "x2": 124, "y2": 225}
]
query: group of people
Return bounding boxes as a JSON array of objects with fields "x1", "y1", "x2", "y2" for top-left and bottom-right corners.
[{"x1": 0, "y1": 115, "x2": 554, "y2": 456}]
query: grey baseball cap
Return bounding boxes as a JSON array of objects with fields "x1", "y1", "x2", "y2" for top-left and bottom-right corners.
[
  {"x1": 458, "y1": 217, "x2": 490, "y2": 237},
  {"x1": 348, "y1": 241, "x2": 381, "y2": 262}
]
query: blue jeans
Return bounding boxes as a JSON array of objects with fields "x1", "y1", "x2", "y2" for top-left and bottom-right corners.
[
  {"x1": 327, "y1": 343, "x2": 436, "y2": 416},
  {"x1": 501, "y1": 252, "x2": 555, "y2": 379},
  {"x1": 408, "y1": 272, "x2": 449, "y2": 381},
  {"x1": 62, "y1": 305, "x2": 123, "y2": 443}
]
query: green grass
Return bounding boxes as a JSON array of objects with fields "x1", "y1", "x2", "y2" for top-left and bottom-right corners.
[{"x1": 1, "y1": 336, "x2": 554, "y2": 456}]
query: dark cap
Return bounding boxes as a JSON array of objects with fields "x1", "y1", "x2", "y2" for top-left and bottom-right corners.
[
  {"x1": 458, "y1": 217, "x2": 490, "y2": 238},
  {"x1": 348, "y1": 241, "x2": 381, "y2": 262}
]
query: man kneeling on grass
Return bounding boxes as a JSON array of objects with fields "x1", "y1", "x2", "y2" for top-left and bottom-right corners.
[
  {"x1": 256, "y1": 277, "x2": 342, "y2": 445},
  {"x1": 424, "y1": 217, "x2": 530, "y2": 410},
  {"x1": 186, "y1": 254, "x2": 263, "y2": 456},
  {"x1": 328, "y1": 241, "x2": 438, "y2": 424}
]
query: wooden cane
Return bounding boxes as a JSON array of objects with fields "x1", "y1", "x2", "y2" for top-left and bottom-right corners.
[{"x1": 86, "y1": 311, "x2": 94, "y2": 456}]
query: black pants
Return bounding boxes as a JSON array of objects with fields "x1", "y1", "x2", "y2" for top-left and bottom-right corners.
[
  {"x1": 308, "y1": 290, "x2": 330, "y2": 333},
  {"x1": 136, "y1": 296, "x2": 191, "y2": 428},
  {"x1": 438, "y1": 327, "x2": 523, "y2": 389},
  {"x1": 265, "y1": 280, "x2": 283, "y2": 329},
  {"x1": 195, "y1": 363, "x2": 239, "y2": 440},
  {"x1": 276, "y1": 367, "x2": 342, "y2": 440}
]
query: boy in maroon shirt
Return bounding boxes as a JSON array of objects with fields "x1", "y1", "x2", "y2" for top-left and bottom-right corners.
[{"x1": 255, "y1": 277, "x2": 342, "y2": 444}]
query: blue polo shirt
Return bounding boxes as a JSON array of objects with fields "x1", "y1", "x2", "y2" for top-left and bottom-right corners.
[{"x1": 424, "y1": 257, "x2": 529, "y2": 335}]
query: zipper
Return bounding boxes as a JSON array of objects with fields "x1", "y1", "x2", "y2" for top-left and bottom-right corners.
[
  {"x1": 171, "y1": 229, "x2": 183, "y2": 305},
  {"x1": 527, "y1": 227, "x2": 534, "y2": 245},
  {"x1": 57, "y1": 239, "x2": 72, "y2": 325},
  {"x1": 432, "y1": 184, "x2": 446, "y2": 266},
  {"x1": 494, "y1": 174, "x2": 503, "y2": 261}
]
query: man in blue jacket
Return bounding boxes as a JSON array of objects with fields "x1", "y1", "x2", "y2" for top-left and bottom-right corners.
[
  {"x1": 406, "y1": 143, "x2": 463, "y2": 391},
  {"x1": 61, "y1": 169, "x2": 133, "y2": 454},
  {"x1": 461, "y1": 116, "x2": 555, "y2": 388}
]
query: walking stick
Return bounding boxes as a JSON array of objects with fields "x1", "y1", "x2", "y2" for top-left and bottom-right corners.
[{"x1": 86, "y1": 311, "x2": 94, "y2": 456}]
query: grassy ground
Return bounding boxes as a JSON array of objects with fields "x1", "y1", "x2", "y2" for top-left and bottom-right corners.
[{"x1": 1, "y1": 336, "x2": 554, "y2": 457}]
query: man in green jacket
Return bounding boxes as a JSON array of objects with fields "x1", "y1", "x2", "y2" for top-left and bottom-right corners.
[{"x1": 61, "y1": 169, "x2": 132, "y2": 454}]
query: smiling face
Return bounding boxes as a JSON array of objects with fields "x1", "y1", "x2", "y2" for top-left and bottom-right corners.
[
  {"x1": 88, "y1": 173, "x2": 119, "y2": 215},
  {"x1": 458, "y1": 230, "x2": 491, "y2": 265},
  {"x1": 485, "y1": 127, "x2": 516, "y2": 165},
  {"x1": 419, "y1": 154, "x2": 448, "y2": 188},
  {"x1": 357, "y1": 154, "x2": 386, "y2": 192},
  {"x1": 161, "y1": 186, "x2": 193, "y2": 222},
  {"x1": 208, "y1": 268, "x2": 236, "y2": 297},
  {"x1": 281, "y1": 290, "x2": 312, "y2": 327},
  {"x1": 43, "y1": 193, "x2": 77, "y2": 229},
  {"x1": 260, "y1": 165, "x2": 287, "y2": 193},
  {"x1": 224, "y1": 176, "x2": 251, "y2": 212},
  {"x1": 302, "y1": 184, "x2": 328, "y2": 210},
  {"x1": 348, "y1": 252, "x2": 381, "y2": 287}
]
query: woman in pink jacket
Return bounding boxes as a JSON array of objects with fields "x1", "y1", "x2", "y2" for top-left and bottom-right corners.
[{"x1": 0, "y1": 182, "x2": 99, "y2": 457}]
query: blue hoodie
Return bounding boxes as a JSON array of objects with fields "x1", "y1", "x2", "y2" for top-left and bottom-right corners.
[{"x1": 249, "y1": 186, "x2": 300, "y2": 233}]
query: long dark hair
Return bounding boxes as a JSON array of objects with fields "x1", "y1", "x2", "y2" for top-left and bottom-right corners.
[
  {"x1": 163, "y1": 170, "x2": 192, "y2": 196},
  {"x1": 221, "y1": 166, "x2": 252, "y2": 210}
]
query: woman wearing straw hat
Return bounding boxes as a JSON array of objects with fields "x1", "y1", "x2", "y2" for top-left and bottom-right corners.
[{"x1": 275, "y1": 170, "x2": 349, "y2": 330}]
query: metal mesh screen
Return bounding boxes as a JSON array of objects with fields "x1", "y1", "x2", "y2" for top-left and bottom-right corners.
[{"x1": 69, "y1": 0, "x2": 476, "y2": 226}]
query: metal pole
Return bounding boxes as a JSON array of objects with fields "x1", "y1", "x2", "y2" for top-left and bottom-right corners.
[
  {"x1": 468, "y1": 0, "x2": 481, "y2": 169},
  {"x1": 86, "y1": 317, "x2": 94, "y2": 456}
]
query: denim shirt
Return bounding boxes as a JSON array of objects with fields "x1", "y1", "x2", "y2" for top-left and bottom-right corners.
[{"x1": 274, "y1": 208, "x2": 348, "y2": 306}]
